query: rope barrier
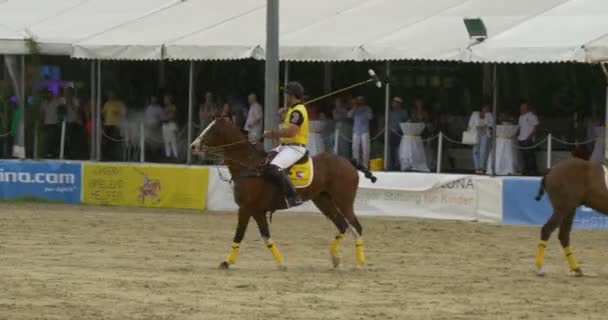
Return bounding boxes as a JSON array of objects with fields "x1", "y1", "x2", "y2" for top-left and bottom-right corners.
[
  {"x1": 102, "y1": 130, "x2": 127, "y2": 142},
  {"x1": 551, "y1": 137, "x2": 595, "y2": 145},
  {"x1": 511, "y1": 137, "x2": 548, "y2": 150}
]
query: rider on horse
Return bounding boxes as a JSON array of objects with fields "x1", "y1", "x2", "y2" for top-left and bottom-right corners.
[{"x1": 263, "y1": 81, "x2": 309, "y2": 208}]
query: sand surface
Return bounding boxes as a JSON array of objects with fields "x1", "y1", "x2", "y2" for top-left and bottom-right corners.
[{"x1": 0, "y1": 203, "x2": 607, "y2": 320}]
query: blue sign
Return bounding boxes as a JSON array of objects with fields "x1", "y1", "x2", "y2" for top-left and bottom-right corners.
[
  {"x1": 503, "y1": 177, "x2": 608, "y2": 229},
  {"x1": 0, "y1": 160, "x2": 81, "y2": 203}
]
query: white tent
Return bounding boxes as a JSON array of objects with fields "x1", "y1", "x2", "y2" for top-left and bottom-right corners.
[
  {"x1": 73, "y1": 0, "x2": 268, "y2": 60},
  {"x1": 470, "y1": 0, "x2": 608, "y2": 63},
  {"x1": 0, "y1": 0, "x2": 178, "y2": 55},
  {"x1": 0, "y1": 24, "x2": 26, "y2": 54},
  {"x1": 1, "y1": 0, "x2": 608, "y2": 63}
]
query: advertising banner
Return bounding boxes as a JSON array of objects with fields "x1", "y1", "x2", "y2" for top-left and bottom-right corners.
[
  {"x1": 207, "y1": 167, "x2": 502, "y2": 222},
  {"x1": 503, "y1": 177, "x2": 608, "y2": 229},
  {"x1": 0, "y1": 160, "x2": 81, "y2": 203},
  {"x1": 83, "y1": 163, "x2": 208, "y2": 210}
]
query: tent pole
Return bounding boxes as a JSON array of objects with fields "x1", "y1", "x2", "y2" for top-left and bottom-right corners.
[
  {"x1": 263, "y1": 0, "x2": 279, "y2": 151},
  {"x1": 601, "y1": 63, "x2": 608, "y2": 165},
  {"x1": 383, "y1": 61, "x2": 391, "y2": 170},
  {"x1": 96, "y1": 60, "x2": 102, "y2": 161},
  {"x1": 90, "y1": 60, "x2": 96, "y2": 160},
  {"x1": 491, "y1": 64, "x2": 498, "y2": 176},
  {"x1": 187, "y1": 61, "x2": 194, "y2": 164}
]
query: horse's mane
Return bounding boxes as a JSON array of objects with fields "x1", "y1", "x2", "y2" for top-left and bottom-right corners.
[{"x1": 216, "y1": 118, "x2": 267, "y2": 163}]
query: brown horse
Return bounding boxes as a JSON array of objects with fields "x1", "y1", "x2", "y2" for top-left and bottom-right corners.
[
  {"x1": 534, "y1": 157, "x2": 608, "y2": 276},
  {"x1": 191, "y1": 117, "x2": 376, "y2": 270}
]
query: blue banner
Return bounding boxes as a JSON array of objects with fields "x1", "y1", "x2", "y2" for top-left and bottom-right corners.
[
  {"x1": 503, "y1": 177, "x2": 608, "y2": 229},
  {"x1": 0, "y1": 160, "x2": 81, "y2": 203}
]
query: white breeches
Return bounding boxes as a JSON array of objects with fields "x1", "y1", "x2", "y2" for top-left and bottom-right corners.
[
  {"x1": 162, "y1": 122, "x2": 178, "y2": 158},
  {"x1": 352, "y1": 132, "x2": 370, "y2": 168},
  {"x1": 270, "y1": 145, "x2": 307, "y2": 169}
]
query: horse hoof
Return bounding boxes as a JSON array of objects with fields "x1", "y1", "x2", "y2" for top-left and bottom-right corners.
[
  {"x1": 332, "y1": 256, "x2": 341, "y2": 268},
  {"x1": 570, "y1": 268, "x2": 584, "y2": 277},
  {"x1": 277, "y1": 264, "x2": 287, "y2": 271},
  {"x1": 218, "y1": 261, "x2": 230, "y2": 270},
  {"x1": 535, "y1": 268, "x2": 546, "y2": 277}
]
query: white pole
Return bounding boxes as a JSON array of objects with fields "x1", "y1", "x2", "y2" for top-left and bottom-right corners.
[
  {"x1": 59, "y1": 121, "x2": 66, "y2": 160},
  {"x1": 490, "y1": 64, "x2": 498, "y2": 176},
  {"x1": 383, "y1": 61, "x2": 390, "y2": 170},
  {"x1": 96, "y1": 60, "x2": 102, "y2": 161},
  {"x1": 283, "y1": 61, "x2": 289, "y2": 111},
  {"x1": 90, "y1": 60, "x2": 96, "y2": 160},
  {"x1": 602, "y1": 63, "x2": 608, "y2": 165},
  {"x1": 436, "y1": 132, "x2": 443, "y2": 173},
  {"x1": 140, "y1": 121, "x2": 145, "y2": 163},
  {"x1": 546, "y1": 133, "x2": 552, "y2": 169},
  {"x1": 33, "y1": 124, "x2": 38, "y2": 159},
  {"x1": 334, "y1": 128, "x2": 339, "y2": 154},
  {"x1": 187, "y1": 61, "x2": 194, "y2": 164}
]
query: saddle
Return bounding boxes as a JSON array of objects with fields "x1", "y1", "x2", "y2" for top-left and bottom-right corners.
[{"x1": 265, "y1": 150, "x2": 310, "y2": 168}]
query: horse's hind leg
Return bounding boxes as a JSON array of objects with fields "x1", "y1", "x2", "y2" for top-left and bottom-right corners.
[
  {"x1": 535, "y1": 212, "x2": 563, "y2": 276},
  {"x1": 558, "y1": 211, "x2": 583, "y2": 276},
  {"x1": 219, "y1": 208, "x2": 251, "y2": 270},
  {"x1": 312, "y1": 193, "x2": 348, "y2": 268},
  {"x1": 333, "y1": 195, "x2": 365, "y2": 267},
  {"x1": 252, "y1": 213, "x2": 286, "y2": 270}
]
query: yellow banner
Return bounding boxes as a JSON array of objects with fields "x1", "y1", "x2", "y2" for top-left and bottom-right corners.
[{"x1": 83, "y1": 163, "x2": 208, "y2": 210}]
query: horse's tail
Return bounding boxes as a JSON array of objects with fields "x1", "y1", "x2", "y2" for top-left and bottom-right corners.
[
  {"x1": 350, "y1": 158, "x2": 377, "y2": 183},
  {"x1": 535, "y1": 173, "x2": 547, "y2": 201}
]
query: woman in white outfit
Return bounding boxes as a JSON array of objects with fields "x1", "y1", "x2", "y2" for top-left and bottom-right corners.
[
  {"x1": 162, "y1": 94, "x2": 179, "y2": 160},
  {"x1": 468, "y1": 104, "x2": 493, "y2": 173}
]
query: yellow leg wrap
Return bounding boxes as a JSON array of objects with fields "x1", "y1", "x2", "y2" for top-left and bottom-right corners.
[
  {"x1": 563, "y1": 246, "x2": 578, "y2": 271},
  {"x1": 355, "y1": 239, "x2": 365, "y2": 266},
  {"x1": 267, "y1": 241, "x2": 284, "y2": 264},
  {"x1": 331, "y1": 233, "x2": 345, "y2": 257},
  {"x1": 226, "y1": 242, "x2": 240, "y2": 265},
  {"x1": 535, "y1": 240, "x2": 547, "y2": 268}
]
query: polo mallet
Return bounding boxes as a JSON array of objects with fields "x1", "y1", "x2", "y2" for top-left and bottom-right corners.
[{"x1": 302, "y1": 69, "x2": 383, "y2": 105}]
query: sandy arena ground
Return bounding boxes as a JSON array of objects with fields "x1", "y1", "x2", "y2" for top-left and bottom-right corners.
[{"x1": 1, "y1": 203, "x2": 607, "y2": 320}]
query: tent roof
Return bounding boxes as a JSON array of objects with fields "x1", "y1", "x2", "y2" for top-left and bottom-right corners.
[
  {"x1": 1, "y1": 0, "x2": 608, "y2": 63},
  {"x1": 470, "y1": 0, "x2": 608, "y2": 63}
]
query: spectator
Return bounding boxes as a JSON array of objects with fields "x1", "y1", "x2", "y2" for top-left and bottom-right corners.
[
  {"x1": 388, "y1": 96, "x2": 408, "y2": 170},
  {"x1": 244, "y1": 93, "x2": 263, "y2": 147},
  {"x1": 348, "y1": 96, "x2": 373, "y2": 168},
  {"x1": 42, "y1": 89, "x2": 61, "y2": 158},
  {"x1": 411, "y1": 97, "x2": 434, "y2": 169},
  {"x1": 332, "y1": 96, "x2": 351, "y2": 159},
  {"x1": 468, "y1": 103, "x2": 493, "y2": 173},
  {"x1": 144, "y1": 95, "x2": 163, "y2": 161},
  {"x1": 198, "y1": 91, "x2": 217, "y2": 130},
  {"x1": 162, "y1": 93, "x2": 179, "y2": 161},
  {"x1": 101, "y1": 91, "x2": 126, "y2": 161},
  {"x1": 220, "y1": 102, "x2": 236, "y2": 123},
  {"x1": 517, "y1": 100, "x2": 539, "y2": 176},
  {"x1": 64, "y1": 86, "x2": 84, "y2": 159}
]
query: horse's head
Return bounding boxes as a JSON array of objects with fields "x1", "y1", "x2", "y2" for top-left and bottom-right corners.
[{"x1": 190, "y1": 116, "x2": 244, "y2": 155}]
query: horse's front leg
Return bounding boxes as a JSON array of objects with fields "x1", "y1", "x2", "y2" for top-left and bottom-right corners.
[
  {"x1": 253, "y1": 213, "x2": 286, "y2": 270},
  {"x1": 219, "y1": 208, "x2": 251, "y2": 269}
]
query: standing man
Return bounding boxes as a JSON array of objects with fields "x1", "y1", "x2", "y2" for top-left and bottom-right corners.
[
  {"x1": 388, "y1": 96, "x2": 408, "y2": 170},
  {"x1": 244, "y1": 93, "x2": 263, "y2": 149},
  {"x1": 102, "y1": 91, "x2": 127, "y2": 161},
  {"x1": 348, "y1": 96, "x2": 373, "y2": 168},
  {"x1": 517, "y1": 100, "x2": 539, "y2": 176},
  {"x1": 144, "y1": 95, "x2": 163, "y2": 162},
  {"x1": 263, "y1": 82, "x2": 308, "y2": 208}
]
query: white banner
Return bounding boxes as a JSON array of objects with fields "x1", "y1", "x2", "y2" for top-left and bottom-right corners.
[{"x1": 205, "y1": 166, "x2": 502, "y2": 223}]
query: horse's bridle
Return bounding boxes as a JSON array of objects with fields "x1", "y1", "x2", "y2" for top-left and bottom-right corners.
[{"x1": 199, "y1": 138, "x2": 266, "y2": 174}]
